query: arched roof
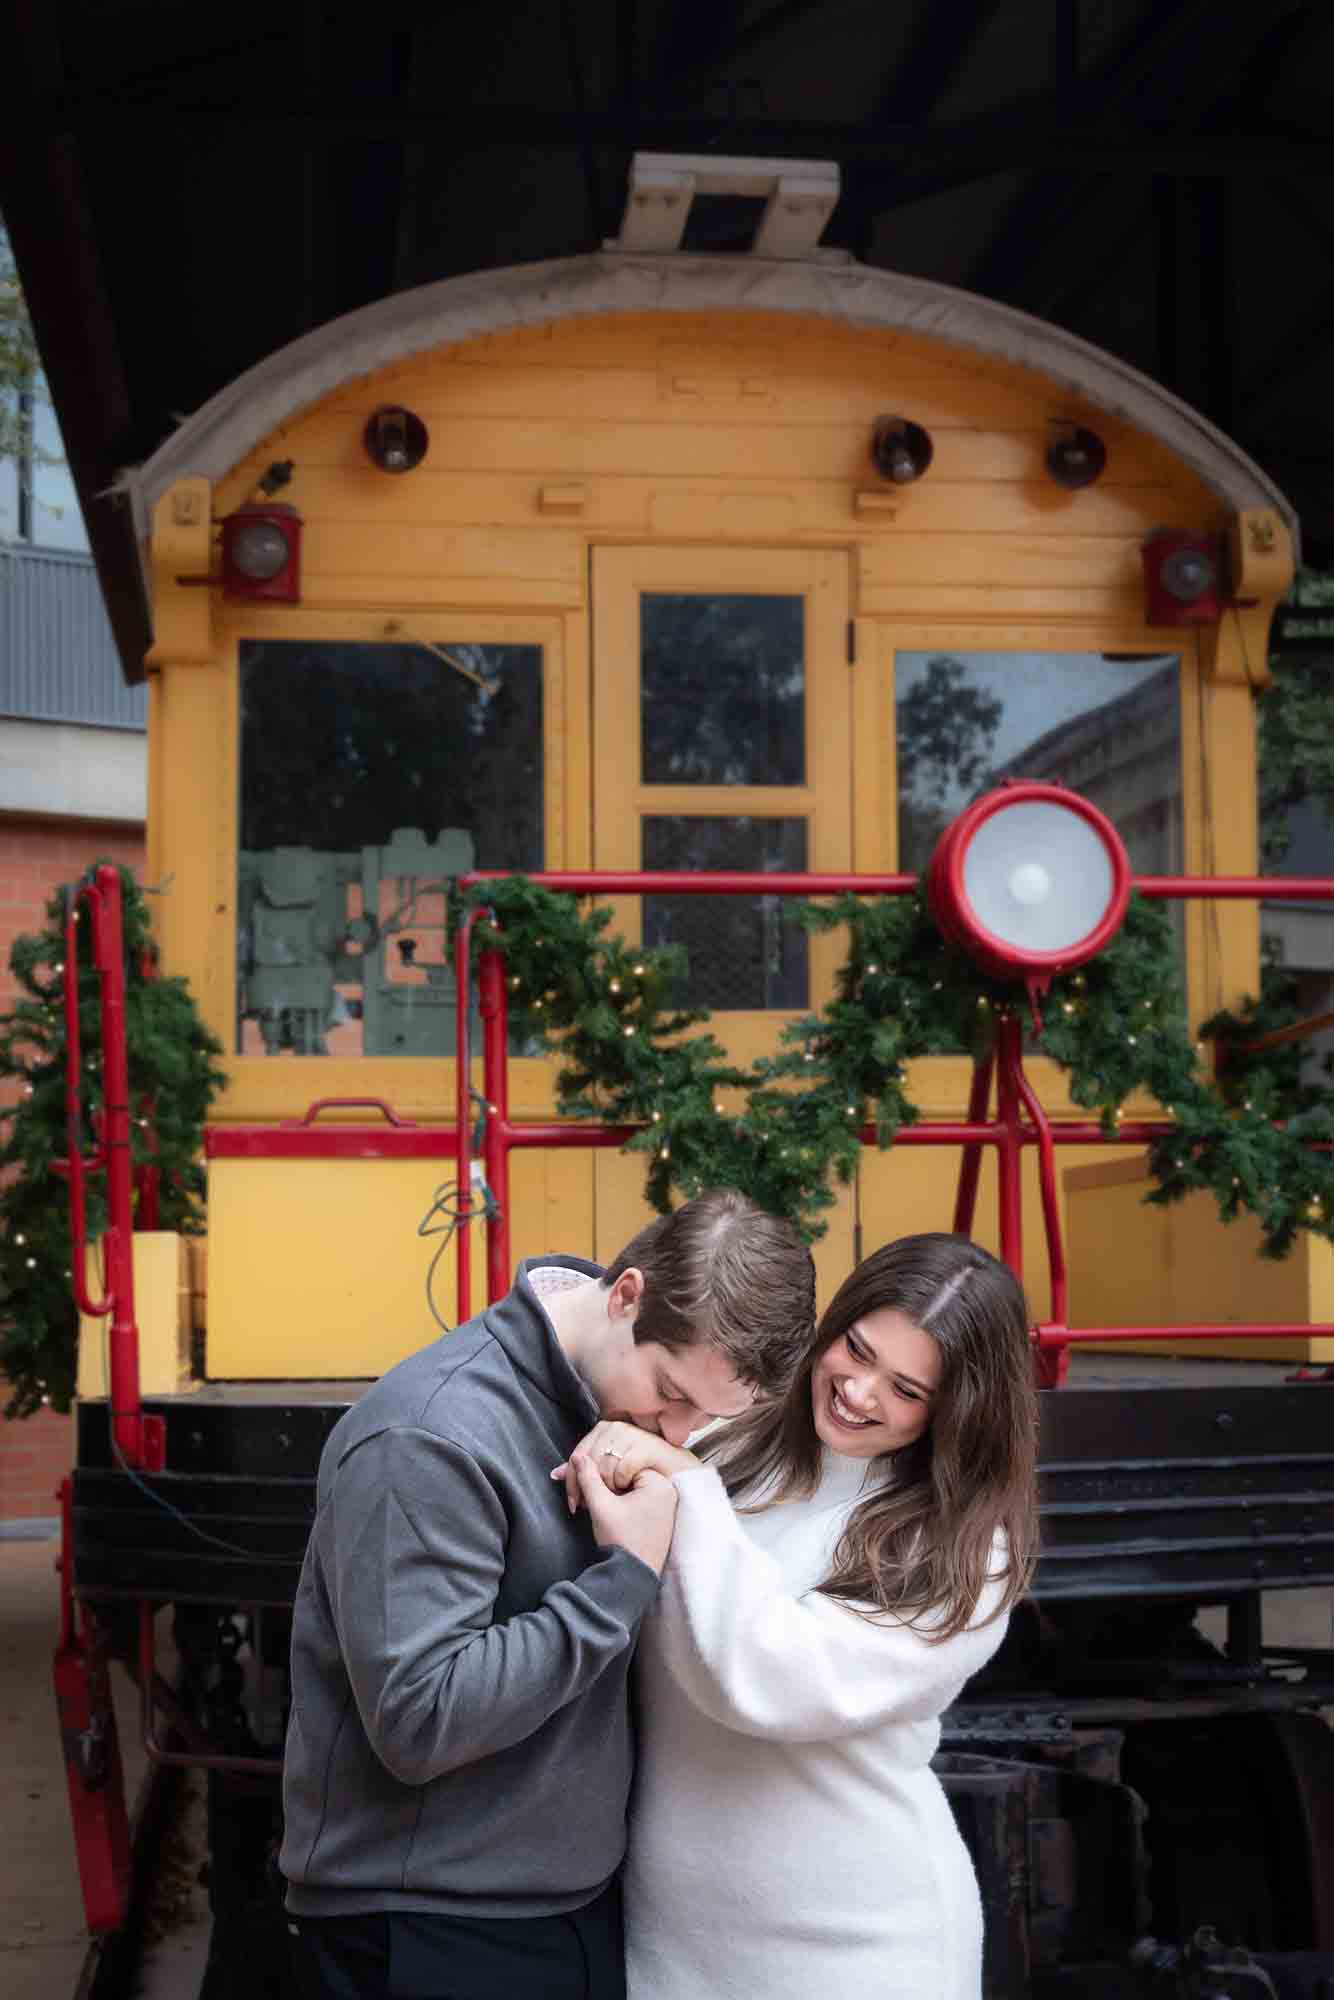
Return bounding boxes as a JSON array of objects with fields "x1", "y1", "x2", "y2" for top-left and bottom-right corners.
[{"x1": 123, "y1": 250, "x2": 1298, "y2": 553}]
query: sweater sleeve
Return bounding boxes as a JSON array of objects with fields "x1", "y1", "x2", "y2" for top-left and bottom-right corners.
[
  {"x1": 654, "y1": 1466, "x2": 1009, "y2": 1744},
  {"x1": 325, "y1": 1426, "x2": 659, "y2": 1785}
]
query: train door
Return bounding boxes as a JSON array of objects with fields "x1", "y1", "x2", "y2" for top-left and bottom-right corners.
[{"x1": 590, "y1": 546, "x2": 859, "y2": 1298}]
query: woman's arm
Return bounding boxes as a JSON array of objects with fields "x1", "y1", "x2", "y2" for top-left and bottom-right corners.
[{"x1": 656, "y1": 1466, "x2": 1009, "y2": 1744}]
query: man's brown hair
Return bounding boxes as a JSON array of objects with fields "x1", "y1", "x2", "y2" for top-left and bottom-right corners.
[{"x1": 602, "y1": 1189, "x2": 815, "y2": 1397}]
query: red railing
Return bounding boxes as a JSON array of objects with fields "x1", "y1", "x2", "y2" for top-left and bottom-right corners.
[
  {"x1": 450, "y1": 868, "x2": 1334, "y2": 1387},
  {"x1": 60, "y1": 866, "x2": 163, "y2": 1470}
]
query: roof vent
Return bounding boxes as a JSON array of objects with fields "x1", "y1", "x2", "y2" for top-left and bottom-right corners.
[{"x1": 609, "y1": 152, "x2": 840, "y2": 259}]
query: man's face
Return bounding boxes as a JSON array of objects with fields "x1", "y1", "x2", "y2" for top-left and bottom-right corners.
[{"x1": 587, "y1": 1271, "x2": 756, "y2": 1444}]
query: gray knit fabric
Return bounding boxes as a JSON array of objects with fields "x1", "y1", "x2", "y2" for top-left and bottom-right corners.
[{"x1": 281, "y1": 1256, "x2": 659, "y2": 1917}]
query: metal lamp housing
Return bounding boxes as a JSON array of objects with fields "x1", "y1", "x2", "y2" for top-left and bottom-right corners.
[
  {"x1": 220, "y1": 503, "x2": 302, "y2": 602},
  {"x1": 1046, "y1": 426, "x2": 1107, "y2": 489},
  {"x1": 364, "y1": 405, "x2": 430, "y2": 473},
  {"x1": 926, "y1": 783, "x2": 1132, "y2": 980},
  {"x1": 1142, "y1": 530, "x2": 1224, "y2": 626},
  {"x1": 870, "y1": 416, "x2": 933, "y2": 484}
]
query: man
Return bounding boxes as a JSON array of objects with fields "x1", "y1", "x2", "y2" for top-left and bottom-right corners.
[{"x1": 281, "y1": 1187, "x2": 815, "y2": 2000}]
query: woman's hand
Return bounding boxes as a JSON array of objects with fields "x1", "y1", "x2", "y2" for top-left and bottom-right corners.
[
  {"x1": 552, "y1": 1420, "x2": 699, "y2": 1514},
  {"x1": 576, "y1": 1464, "x2": 679, "y2": 1576}
]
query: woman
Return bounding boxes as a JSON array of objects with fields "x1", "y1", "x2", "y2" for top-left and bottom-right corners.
[{"x1": 564, "y1": 1232, "x2": 1039, "y2": 2000}]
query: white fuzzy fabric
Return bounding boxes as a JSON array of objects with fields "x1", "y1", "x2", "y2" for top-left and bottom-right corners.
[{"x1": 625, "y1": 1456, "x2": 1009, "y2": 1999}]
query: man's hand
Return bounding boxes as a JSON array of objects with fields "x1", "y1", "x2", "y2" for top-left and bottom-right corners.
[
  {"x1": 575, "y1": 1461, "x2": 679, "y2": 1577},
  {"x1": 553, "y1": 1421, "x2": 698, "y2": 1514}
]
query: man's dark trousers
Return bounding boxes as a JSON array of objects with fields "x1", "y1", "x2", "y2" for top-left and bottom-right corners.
[{"x1": 286, "y1": 1879, "x2": 625, "y2": 2000}]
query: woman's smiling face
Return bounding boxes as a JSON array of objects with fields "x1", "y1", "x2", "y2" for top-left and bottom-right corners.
[{"x1": 810, "y1": 1306, "x2": 942, "y2": 1460}]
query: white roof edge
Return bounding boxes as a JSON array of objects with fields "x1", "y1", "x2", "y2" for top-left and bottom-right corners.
[{"x1": 119, "y1": 250, "x2": 1299, "y2": 560}]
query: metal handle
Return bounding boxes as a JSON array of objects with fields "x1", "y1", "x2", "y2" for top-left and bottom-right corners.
[{"x1": 283, "y1": 1096, "x2": 420, "y2": 1129}]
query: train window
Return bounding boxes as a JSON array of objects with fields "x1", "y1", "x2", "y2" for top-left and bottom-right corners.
[
  {"x1": 236, "y1": 638, "x2": 543, "y2": 1057},
  {"x1": 639, "y1": 592, "x2": 805, "y2": 787},
  {"x1": 894, "y1": 650, "x2": 1184, "y2": 883},
  {"x1": 642, "y1": 814, "x2": 809, "y2": 1011}
]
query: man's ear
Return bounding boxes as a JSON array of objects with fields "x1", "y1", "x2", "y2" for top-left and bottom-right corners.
[{"x1": 607, "y1": 1266, "x2": 645, "y2": 1323}]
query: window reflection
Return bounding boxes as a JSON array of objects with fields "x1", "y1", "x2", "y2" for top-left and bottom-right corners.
[
  {"x1": 896, "y1": 652, "x2": 1183, "y2": 881},
  {"x1": 640, "y1": 593, "x2": 805, "y2": 786},
  {"x1": 642, "y1": 816, "x2": 808, "y2": 1011},
  {"x1": 236, "y1": 640, "x2": 542, "y2": 1056}
]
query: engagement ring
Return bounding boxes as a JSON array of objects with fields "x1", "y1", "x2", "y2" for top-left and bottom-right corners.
[{"x1": 602, "y1": 1447, "x2": 624, "y2": 1460}]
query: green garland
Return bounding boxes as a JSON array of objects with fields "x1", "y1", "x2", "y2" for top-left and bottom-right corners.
[
  {"x1": 5, "y1": 871, "x2": 1330, "y2": 1415},
  {"x1": 0, "y1": 867, "x2": 225, "y2": 1417},
  {"x1": 469, "y1": 878, "x2": 1334, "y2": 1258}
]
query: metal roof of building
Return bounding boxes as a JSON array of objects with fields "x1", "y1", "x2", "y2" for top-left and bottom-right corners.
[{"x1": 0, "y1": 544, "x2": 146, "y2": 730}]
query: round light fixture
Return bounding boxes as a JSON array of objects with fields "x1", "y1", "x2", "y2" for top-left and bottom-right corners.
[
  {"x1": 1141, "y1": 530, "x2": 1224, "y2": 625},
  {"x1": 229, "y1": 517, "x2": 291, "y2": 582},
  {"x1": 871, "y1": 416, "x2": 933, "y2": 484},
  {"x1": 364, "y1": 405, "x2": 430, "y2": 473},
  {"x1": 926, "y1": 783, "x2": 1131, "y2": 980},
  {"x1": 1159, "y1": 543, "x2": 1217, "y2": 603},
  {"x1": 1046, "y1": 426, "x2": 1107, "y2": 490},
  {"x1": 220, "y1": 502, "x2": 302, "y2": 602}
]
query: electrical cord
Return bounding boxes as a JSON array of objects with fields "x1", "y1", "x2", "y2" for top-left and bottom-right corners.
[{"x1": 418, "y1": 1168, "x2": 501, "y2": 1334}]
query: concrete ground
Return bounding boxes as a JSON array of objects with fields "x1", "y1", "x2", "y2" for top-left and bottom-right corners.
[{"x1": 0, "y1": 1534, "x2": 145, "y2": 2000}]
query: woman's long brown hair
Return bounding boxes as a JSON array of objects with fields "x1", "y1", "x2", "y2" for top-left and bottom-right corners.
[{"x1": 697, "y1": 1233, "x2": 1039, "y2": 1640}]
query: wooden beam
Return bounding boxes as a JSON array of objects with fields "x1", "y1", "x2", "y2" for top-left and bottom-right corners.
[
  {"x1": 970, "y1": 1, "x2": 1311, "y2": 319},
  {"x1": 11, "y1": 98, "x2": 1331, "y2": 179},
  {"x1": 846, "y1": 0, "x2": 1007, "y2": 255}
]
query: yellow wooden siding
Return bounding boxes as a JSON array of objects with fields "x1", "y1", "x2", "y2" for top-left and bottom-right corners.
[
  {"x1": 1066, "y1": 1155, "x2": 1334, "y2": 1364},
  {"x1": 207, "y1": 1145, "x2": 595, "y2": 1379},
  {"x1": 138, "y1": 307, "x2": 1303, "y2": 1375}
]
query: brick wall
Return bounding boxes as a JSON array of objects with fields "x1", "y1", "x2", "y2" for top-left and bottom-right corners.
[{"x1": 0, "y1": 817, "x2": 146, "y2": 1521}]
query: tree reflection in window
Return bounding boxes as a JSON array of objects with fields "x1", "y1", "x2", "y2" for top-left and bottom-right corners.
[
  {"x1": 640, "y1": 594, "x2": 804, "y2": 787},
  {"x1": 896, "y1": 652, "x2": 1183, "y2": 882}
]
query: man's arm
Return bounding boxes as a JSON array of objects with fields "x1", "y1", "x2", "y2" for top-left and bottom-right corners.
[{"x1": 324, "y1": 1426, "x2": 670, "y2": 1786}]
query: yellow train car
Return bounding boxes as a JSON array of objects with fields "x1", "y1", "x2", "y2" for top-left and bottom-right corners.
[
  {"x1": 66, "y1": 198, "x2": 1334, "y2": 1992},
  {"x1": 117, "y1": 238, "x2": 1307, "y2": 1376}
]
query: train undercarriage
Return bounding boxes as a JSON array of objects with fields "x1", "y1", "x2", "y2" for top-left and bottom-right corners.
[{"x1": 63, "y1": 1365, "x2": 1334, "y2": 2000}]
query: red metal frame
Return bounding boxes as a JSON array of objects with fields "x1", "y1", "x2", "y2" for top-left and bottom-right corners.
[
  {"x1": 53, "y1": 1477, "x2": 133, "y2": 1932},
  {"x1": 55, "y1": 856, "x2": 1334, "y2": 1941},
  {"x1": 77, "y1": 857, "x2": 1334, "y2": 1420},
  {"x1": 61, "y1": 866, "x2": 163, "y2": 1472},
  {"x1": 445, "y1": 866, "x2": 1334, "y2": 1385}
]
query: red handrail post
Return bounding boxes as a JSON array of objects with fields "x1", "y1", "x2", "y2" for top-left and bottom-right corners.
[
  {"x1": 63, "y1": 868, "x2": 158, "y2": 1467},
  {"x1": 952, "y1": 1048, "x2": 995, "y2": 1238},
  {"x1": 993, "y1": 1013, "x2": 1025, "y2": 1282},
  {"x1": 454, "y1": 908, "x2": 480, "y2": 1325},
  {"x1": 90, "y1": 867, "x2": 146, "y2": 1468},
  {"x1": 478, "y1": 939, "x2": 513, "y2": 1304},
  {"x1": 63, "y1": 889, "x2": 108, "y2": 1318}
]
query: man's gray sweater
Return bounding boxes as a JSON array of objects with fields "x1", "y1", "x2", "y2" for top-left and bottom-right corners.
[{"x1": 280, "y1": 1257, "x2": 660, "y2": 1918}]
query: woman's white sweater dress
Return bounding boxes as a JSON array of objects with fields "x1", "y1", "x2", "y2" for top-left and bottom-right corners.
[{"x1": 624, "y1": 1450, "x2": 1009, "y2": 2000}]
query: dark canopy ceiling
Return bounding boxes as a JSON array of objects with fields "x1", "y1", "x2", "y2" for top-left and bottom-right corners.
[{"x1": 3, "y1": 0, "x2": 1333, "y2": 674}]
